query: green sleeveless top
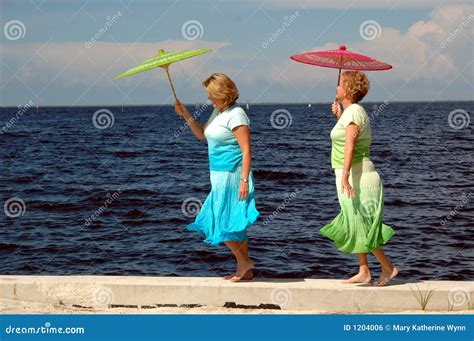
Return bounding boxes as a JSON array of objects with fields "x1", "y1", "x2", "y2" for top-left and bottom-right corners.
[{"x1": 330, "y1": 103, "x2": 371, "y2": 169}]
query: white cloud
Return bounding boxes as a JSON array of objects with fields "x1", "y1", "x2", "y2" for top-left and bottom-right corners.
[
  {"x1": 2, "y1": 40, "x2": 230, "y2": 89},
  {"x1": 267, "y1": 4, "x2": 473, "y2": 89},
  {"x1": 259, "y1": 0, "x2": 472, "y2": 9},
  {"x1": 1, "y1": 3, "x2": 472, "y2": 105}
]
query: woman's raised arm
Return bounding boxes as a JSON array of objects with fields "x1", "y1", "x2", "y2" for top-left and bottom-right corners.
[{"x1": 174, "y1": 99, "x2": 206, "y2": 141}]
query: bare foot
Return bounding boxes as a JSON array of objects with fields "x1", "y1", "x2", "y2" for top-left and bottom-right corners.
[
  {"x1": 223, "y1": 272, "x2": 236, "y2": 280},
  {"x1": 230, "y1": 269, "x2": 254, "y2": 282},
  {"x1": 230, "y1": 260, "x2": 254, "y2": 282},
  {"x1": 242, "y1": 269, "x2": 254, "y2": 280},
  {"x1": 342, "y1": 272, "x2": 372, "y2": 284},
  {"x1": 374, "y1": 267, "x2": 398, "y2": 287}
]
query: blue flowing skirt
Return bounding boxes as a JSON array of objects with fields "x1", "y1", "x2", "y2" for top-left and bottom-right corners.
[{"x1": 187, "y1": 166, "x2": 259, "y2": 246}]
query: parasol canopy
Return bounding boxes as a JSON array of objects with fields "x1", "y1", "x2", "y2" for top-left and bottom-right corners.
[
  {"x1": 290, "y1": 45, "x2": 392, "y2": 85},
  {"x1": 115, "y1": 48, "x2": 212, "y2": 101}
]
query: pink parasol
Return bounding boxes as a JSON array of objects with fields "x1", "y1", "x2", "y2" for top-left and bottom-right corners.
[{"x1": 290, "y1": 45, "x2": 392, "y2": 86}]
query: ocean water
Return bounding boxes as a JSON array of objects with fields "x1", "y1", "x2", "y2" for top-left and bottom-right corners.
[{"x1": 1, "y1": 102, "x2": 473, "y2": 281}]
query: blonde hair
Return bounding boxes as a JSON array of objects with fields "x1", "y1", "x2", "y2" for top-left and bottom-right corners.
[
  {"x1": 203, "y1": 73, "x2": 239, "y2": 107},
  {"x1": 341, "y1": 71, "x2": 370, "y2": 103}
]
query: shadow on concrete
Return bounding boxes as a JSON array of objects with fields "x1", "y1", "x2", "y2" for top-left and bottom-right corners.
[
  {"x1": 355, "y1": 279, "x2": 425, "y2": 287},
  {"x1": 244, "y1": 278, "x2": 307, "y2": 283}
]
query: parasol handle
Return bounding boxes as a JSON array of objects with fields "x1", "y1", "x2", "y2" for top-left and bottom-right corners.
[
  {"x1": 334, "y1": 68, "x2": 343, "y2": 118},
  {"x1": 162, "y1": 64, "x2": 178, "y2": 102}
]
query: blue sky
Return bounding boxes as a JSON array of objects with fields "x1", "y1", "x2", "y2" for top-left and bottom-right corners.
[{"x1": 1, "y1": 0, "x2": 472, "y2": 106}]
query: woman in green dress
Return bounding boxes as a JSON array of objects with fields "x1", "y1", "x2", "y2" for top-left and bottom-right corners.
[{"x1": 320, "y1": 70, "x2": 398, "y2": 287}]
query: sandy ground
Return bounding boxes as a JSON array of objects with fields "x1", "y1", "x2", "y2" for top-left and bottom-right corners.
[{"x1": 1, "y1": 299, "x2": 472, "y2": 315}]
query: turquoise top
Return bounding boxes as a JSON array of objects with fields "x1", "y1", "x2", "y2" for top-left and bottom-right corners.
[
  {"x1": 204, "y1": 105, "x2": 250, "y2": 172},
  {"x1": 330, "y1": 103, "x2": 372, "y2": 169}
]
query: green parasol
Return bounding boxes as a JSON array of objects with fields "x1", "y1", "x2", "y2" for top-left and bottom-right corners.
[{"x1": 115, "y1": 48, "x2": 212, "y2": 101}]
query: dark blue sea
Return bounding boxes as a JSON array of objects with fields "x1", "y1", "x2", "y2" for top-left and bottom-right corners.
[{"x1": 1, "y1": 102, "x2": 473, "y2": 280}]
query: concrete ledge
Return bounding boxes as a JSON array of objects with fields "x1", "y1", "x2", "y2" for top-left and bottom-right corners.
[{"x1": 1, "y1": 276, "x2": 473, "y2": 314}]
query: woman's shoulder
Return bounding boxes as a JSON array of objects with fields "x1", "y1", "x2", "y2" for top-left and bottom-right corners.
[
  {"x1": 339, "y1": 103, "x2": 369, "y2": 128},
  {"x1": 227, "y1": 105, "x2": 246, "y2": 116},
  {"x1": 346, "y1": 103, "x2": 369, "y2": 119},
  {"x1": 226, "y1": 105, "x2": 250, "y2": 128},
  {"x1": 226, "y1": 105, "x2": 249, "y2": 120},
  {"x1": 346, "y1": 103, "x2": 367, "y2": 115}
]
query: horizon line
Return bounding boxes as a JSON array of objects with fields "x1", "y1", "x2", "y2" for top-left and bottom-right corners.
[{"x1": 0, "y1": 99, "x2": 473, "y2": 109}]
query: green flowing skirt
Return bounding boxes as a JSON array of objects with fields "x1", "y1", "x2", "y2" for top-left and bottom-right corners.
[{"x1": 320, "y1": 161, "x2": 395, "y2": 253}]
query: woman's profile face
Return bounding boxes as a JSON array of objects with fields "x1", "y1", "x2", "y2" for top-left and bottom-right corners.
[{"x1": 208, "y1": 94, "x2": 226, "y2": 111}]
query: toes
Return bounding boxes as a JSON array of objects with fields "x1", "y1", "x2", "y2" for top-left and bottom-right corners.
[{"x1": 374, "y1": 276, "x2": 390, "y2": 287}]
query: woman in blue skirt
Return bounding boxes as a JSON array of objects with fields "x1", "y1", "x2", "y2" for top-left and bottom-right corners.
[{"x1": 174, "y1": 73, "x2": 260, "y2": 282}]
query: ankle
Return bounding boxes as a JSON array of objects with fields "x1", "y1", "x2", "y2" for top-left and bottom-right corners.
[{"x1": 381, "y1": 265, "x2": 395, "y2": 273}]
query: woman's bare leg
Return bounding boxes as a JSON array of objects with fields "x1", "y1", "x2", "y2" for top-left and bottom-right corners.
[
  {"x1": 342, "y1": 253, "x2": 372, "y2": 284},
  {"x1": 223, "y1": 241, "x2": 242, "y2": 279},
  {"x1": 239, "y1": 241, "x2": 253, "y2": 279},
  {"x1": 224, "y1": 241, "x2": 254, "y2": 281},
  {"x1": 372, "y1": 247, "x2": 398, "y2": 286}
]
